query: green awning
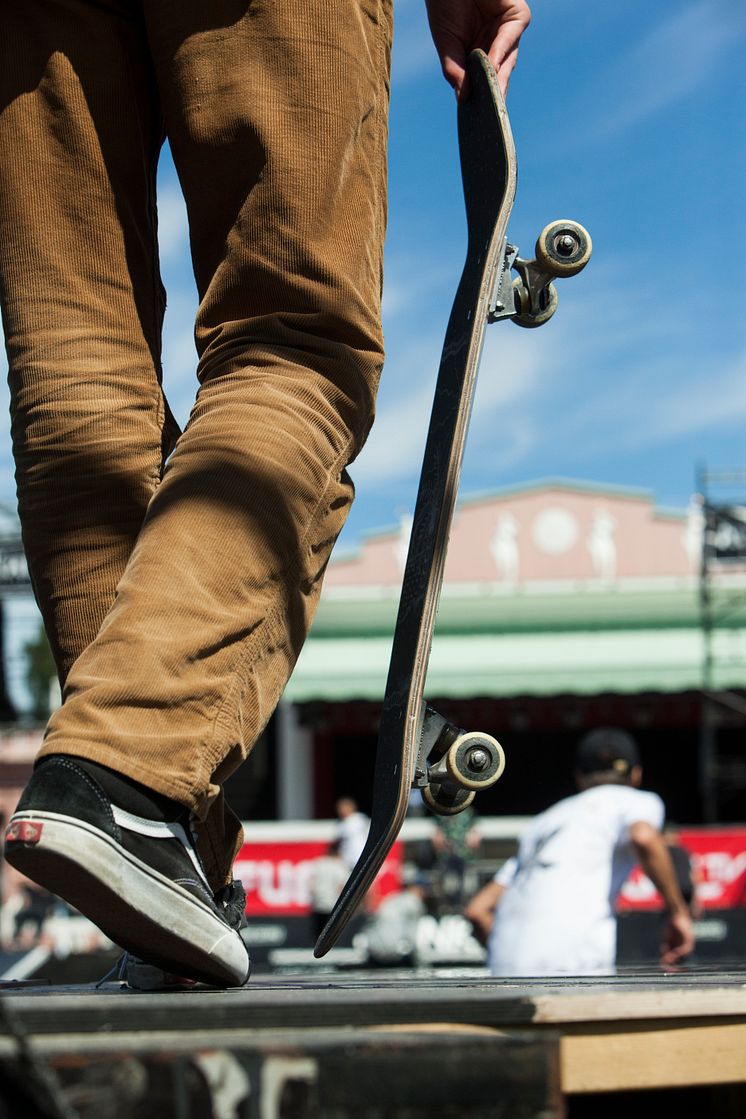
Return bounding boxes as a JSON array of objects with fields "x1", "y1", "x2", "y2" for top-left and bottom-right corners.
[{"x1": 283, "y1": 627, "x2": 746, "y2": 702}]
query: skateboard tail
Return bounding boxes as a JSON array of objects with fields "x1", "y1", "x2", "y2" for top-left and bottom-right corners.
[{"x1": 313, "y1": 818, "x2": 402, "y2": 958}]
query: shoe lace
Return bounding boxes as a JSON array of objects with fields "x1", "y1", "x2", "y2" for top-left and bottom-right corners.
[
  {"x1": 95, "y1": 954, "x2": 129, "y2": 988},
  {"x1": 214, "y1": 879, "x2": 248, "y2": 930}
]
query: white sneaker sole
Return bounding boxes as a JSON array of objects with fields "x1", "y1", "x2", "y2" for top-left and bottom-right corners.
[{"x1": 5, "y1": 810, "x2": 250, "y2": 987}]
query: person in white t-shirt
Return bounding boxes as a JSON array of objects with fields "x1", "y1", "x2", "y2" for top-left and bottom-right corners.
[
  {"x1": 465, "y1": 728, "x2": 695, "y2": 976},
  {"x1": 335, "y1": 798, "x2": 370, "y2": 871},
  {"x1": 308, "y1": 840, "x2": 350, "y2": 941}
]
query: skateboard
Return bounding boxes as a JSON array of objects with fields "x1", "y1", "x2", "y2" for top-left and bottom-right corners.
[{"x1": 314, "y1": 49, "x2": 591, "y2": 958}]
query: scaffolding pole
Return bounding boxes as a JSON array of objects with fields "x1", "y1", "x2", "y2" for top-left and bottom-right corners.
[{"x1": 697, "y1": 464, "x2": 746, "y2": 823}]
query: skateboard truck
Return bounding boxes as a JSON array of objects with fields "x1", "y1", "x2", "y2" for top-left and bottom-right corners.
[
  {"x1": 489, "y1": 219, "x2": 592, "y2": 329},
  {"x1": 413, "y1": 704, "x2": 506, "y2": 816}
]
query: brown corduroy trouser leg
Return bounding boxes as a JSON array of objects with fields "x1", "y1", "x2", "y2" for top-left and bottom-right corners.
[{"x1": 0, "y1": 0, "x2": 391, "y2": 889}]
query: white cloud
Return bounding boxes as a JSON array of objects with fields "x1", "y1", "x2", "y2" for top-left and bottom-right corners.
[
  {"x1": 472, "y1": 319, "x2": 552, "y2": 415},
  {"x1": 381, "y1": 253, "x2": 454, "y2": 322},
  {"x1": 355, "y1": 299, "x2": 560, "y2": 492},
  {"x1": 632, "y1": 350, "x2": 746, "y2": 445},
  {"x1": 157, "y1": 181, "x2": 190, "y2": 265},
  {"x1": 511, "y1": 256, "x2": 746, "y2": 464},
  {"x1": 352, "y1": 335, "x2": 444, "y2": 489},
  {"x1": 160, "y1": 290, "x2": 199, "y2": 428},
  {"x1": 363, "y1": 245, "x2": 746, "y2": 496},
  {"x1": 586, "y1": 3, "x2": 746, "y2": 137}
]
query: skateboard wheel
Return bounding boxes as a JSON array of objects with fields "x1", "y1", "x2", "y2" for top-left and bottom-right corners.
[
  {"x1": 512, "y1": 278, "x2": 558, "y2": 328},
  {"x1": 422, "y1": 784, "x2": 475, "y2": 817},
  {"x1": 445, "y1": 732, "x2": 506, "y2": 791},
  {"x1": 512, "y1": 278, "x2": 530, "y2": 317},
  {"x1": 535, "y1": 220, "x2": 592, "y2": 277}
]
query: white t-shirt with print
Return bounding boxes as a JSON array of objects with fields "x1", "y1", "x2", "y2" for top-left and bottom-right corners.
[
  {"x1": 488, "y1": 783, "x2": 664, "y2": 977},
  {"x1": 337, "y1": 811, "x2": 370, "y2": 869}
]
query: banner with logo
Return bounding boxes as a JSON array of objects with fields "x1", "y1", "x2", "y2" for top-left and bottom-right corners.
[
  {"x1": 235, "y1": 839, "x2": 403, "y2": 917},
  {"x1": 618, "y1": 827, "x2": 746, "y2": 911}
]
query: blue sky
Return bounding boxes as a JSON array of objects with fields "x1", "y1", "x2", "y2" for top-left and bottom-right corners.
[
  {"x1": 1, "y1": 0, "x2": 746, "y2": 704},
  {"x1": 342, "y1": 0, "x2": 746, "y2": 541}
]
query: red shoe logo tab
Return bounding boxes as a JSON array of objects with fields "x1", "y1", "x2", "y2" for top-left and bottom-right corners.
[{"x1": 5, "y1": 820, "x2": 43, "y2": 844}]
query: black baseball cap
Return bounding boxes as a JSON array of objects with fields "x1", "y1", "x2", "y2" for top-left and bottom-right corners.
[{"x1": 575, "y1": 728, "x2": 640, "y2": 777}]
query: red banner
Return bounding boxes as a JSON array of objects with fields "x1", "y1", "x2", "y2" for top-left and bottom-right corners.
[
  {"x1": 235, "y1": 840, "x2": 403, "y2": 916},
  {"x1": 618, "y1": 827, "x2": 746, "y2": 911}
]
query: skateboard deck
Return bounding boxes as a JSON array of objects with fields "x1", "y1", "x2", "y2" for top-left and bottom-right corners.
[{"x1": 314, "y1": 50, "x2": 590, "y2": 958}]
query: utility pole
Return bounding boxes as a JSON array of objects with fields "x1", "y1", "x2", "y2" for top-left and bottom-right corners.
[{"x1": 698, "y1": 464, "x2": 717, "y2": 822}]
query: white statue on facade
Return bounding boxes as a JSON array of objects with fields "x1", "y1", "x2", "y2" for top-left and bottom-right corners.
[
  {"x1": 683, "y1": 494, "x2": 705, "y2": 572},
  {"x1": 394, "y1": 512, "x2": 413, "y2": 574},
  {"x1": 490, "y1": 513, "x2": 520, "y2": 585},
  {"x1": 587, "y1": 509, "x2": 616, "y2": 581}
]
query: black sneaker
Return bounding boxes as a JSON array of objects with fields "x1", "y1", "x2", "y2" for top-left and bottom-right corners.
[
  {"x1": 115, "y1": 882, "x2": 249, "y2": 991},
  {"x1": 4, "y1": 756, "x2": 250, "y2": 988}
]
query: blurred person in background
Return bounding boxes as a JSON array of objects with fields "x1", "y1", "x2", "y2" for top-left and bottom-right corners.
[
  {"x1": 335, "y1": 798, "x2": 371, "y2": 871},
  {"x1": 430, "y1": 803, "x2": 482, "y2": 913},
  {"x1": 465, "y1": 728, "x2": 694, "y2": 976},
  {"x1": 308, "y1": 839, "x2": 349, "y2": 942},
  {"x1": 363, "y1": 873, "x2": 429, "y2": 968}
]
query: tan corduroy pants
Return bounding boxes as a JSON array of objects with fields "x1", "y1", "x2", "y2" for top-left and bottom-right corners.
[{"x1": 0, "y1": 0, "x2": 392, "y2": 888}]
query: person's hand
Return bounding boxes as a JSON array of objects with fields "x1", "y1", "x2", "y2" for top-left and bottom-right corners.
[
  {"x1": 425, "y1": 0, "x2": 531, "y2": 101},
  {"x1": 660, "y1": 909, "x2": 695, "y2": 969}
]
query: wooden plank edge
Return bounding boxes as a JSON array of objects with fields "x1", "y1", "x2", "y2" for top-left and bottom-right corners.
[{"x1": 561, "y1": 1020, "x2": 746, "y2": 1093}]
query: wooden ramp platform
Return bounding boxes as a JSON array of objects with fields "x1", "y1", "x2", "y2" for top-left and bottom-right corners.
[{"x1": 1, "y1": 970, "x2": 746, "y2": 1117}]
